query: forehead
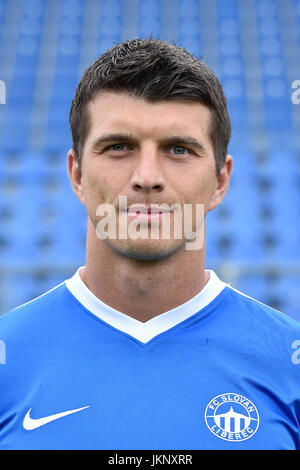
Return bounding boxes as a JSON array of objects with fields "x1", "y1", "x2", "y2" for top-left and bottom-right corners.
[{"x1": 85, "y1": 91, "x2": 213, "y2": 142}]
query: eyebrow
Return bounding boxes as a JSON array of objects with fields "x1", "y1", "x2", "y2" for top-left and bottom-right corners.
[
  {"x1": 90, "y1": 133, "x2": 206, "y2": 152},
  {"x1": 161, "y1": 136, "x2": 206, "y2": 152},
  {"x1": 91, "y1": 133, "x2": 137, "y2": 149}
]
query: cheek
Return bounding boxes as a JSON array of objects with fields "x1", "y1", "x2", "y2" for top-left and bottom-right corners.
[
  {"x1": 81, "y1": 166, "x2": 127, "y2": 211},
  {"x1": 182, "y1": 175, "x2": 216, "y2": 206},
  {"x1": 81, "y1": 171, "x2": 107, "y2": 208}
]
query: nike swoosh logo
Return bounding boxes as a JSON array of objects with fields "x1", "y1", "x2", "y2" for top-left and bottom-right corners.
[{"x1": 23, "y1": 405, "x2": 90, "y2": 430}]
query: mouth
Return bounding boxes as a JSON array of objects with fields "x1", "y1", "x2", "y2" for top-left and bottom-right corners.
[{"x1": 126, "y1": 204, "x2": 173, "y2": 222}]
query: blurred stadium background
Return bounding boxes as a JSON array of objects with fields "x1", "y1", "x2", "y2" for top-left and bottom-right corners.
[{"x1": 0, "y1": 0, "x2": 299, "y2": 320}]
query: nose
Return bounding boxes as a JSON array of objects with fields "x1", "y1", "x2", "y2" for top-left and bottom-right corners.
[{"x1": 130, "y1": 146, "x2": 165, "y2": 193}]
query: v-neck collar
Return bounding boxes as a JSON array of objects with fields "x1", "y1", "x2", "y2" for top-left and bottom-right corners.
[{"x1": 65, "y1": 267, "x2": 227, "y2": 343}]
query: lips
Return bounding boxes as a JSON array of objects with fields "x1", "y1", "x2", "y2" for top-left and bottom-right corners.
[
  {"x1": 126, "y1": 204, "x2": 172, "y2": 222},
  {"x1": 127, "y1": 204, "x2": 172, "y2": 215}
]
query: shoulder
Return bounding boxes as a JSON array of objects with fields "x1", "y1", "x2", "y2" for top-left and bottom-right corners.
[
  {"x1": 0, "y1": 282, "x2": 69, "y2": 339},
  {"x1": 222, "y1": 283, "x2": 300, "y2": 348}
]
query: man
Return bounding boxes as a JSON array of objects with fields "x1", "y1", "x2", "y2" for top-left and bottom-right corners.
[{"x1": 0, "y1": 38, "x2": 299, "y2": 450}]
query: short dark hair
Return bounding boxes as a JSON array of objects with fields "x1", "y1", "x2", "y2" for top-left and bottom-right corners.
[{"x1": 69, "y1": 38, "x2": 231, "y2": 175}]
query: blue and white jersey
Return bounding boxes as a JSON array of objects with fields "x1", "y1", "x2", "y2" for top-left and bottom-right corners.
[{"x1": 0, "y1": 268, "x2": 300, "y2": 450}]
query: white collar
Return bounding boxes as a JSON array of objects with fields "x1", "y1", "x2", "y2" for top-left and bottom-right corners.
[{"x1": 65, "y1": 267, "x2": 227, "y2": 343}]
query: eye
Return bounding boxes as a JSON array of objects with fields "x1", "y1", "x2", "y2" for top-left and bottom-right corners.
[
  {"x1": 169, "y1": 146, "x2": 189, "y2": 155},
  {"x1": 109, "y1": 143, "x2": 128, "y2": 151}
]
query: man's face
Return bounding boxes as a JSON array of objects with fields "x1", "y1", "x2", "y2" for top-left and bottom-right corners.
[{"x1": 69, "y1": 91, "x2": 232, "y2": 260}]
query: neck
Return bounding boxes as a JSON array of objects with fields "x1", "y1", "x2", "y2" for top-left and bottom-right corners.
[{"x1": 80, "y1": 221, "x2": 209, "y2": 322}]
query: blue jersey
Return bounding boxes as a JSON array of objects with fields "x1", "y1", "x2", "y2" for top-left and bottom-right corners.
[{"x1": 0, "y1": 268, "x2": 300, "y2": 450}]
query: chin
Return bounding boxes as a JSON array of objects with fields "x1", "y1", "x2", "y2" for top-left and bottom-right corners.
[{"x1": 104, "y1": 238, "x2": 185, "y2": 261}]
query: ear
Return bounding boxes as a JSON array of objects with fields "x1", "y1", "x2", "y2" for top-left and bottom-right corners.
[
  {"x1": 67, "y1": 148, "x2": 86, "y2": 205},
  {"x1": 208, "y1": 154, "x2": 233, "y2": 212}
]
